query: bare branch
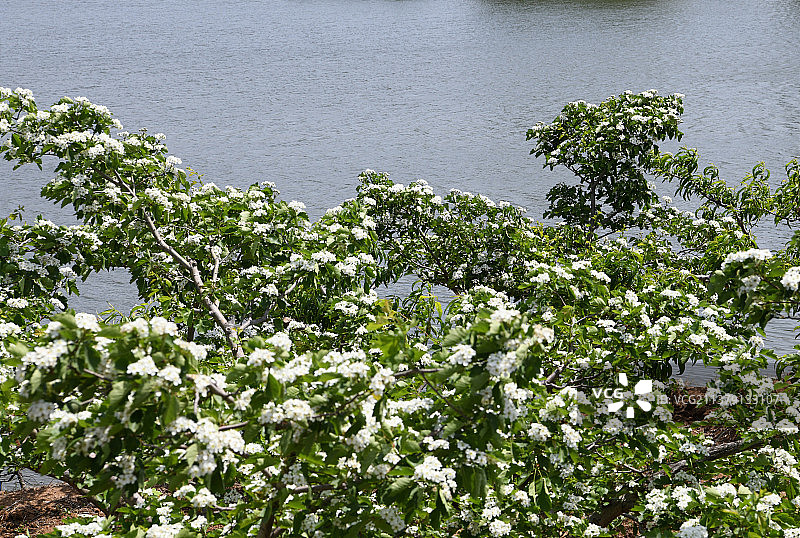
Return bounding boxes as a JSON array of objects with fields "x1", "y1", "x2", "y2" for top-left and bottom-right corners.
[
  {"x1": 394, "y1": 367, "x2": 441, "y2": 378},
  {"x1": 588, "y1": 438, "x2": 772, "y2": 526},
  {"x1": 419, "y1": 370, "x2": 466, "y2": 419},
  {"x1": 218, "y1": 421, "x2": 250, "y2": 431}
]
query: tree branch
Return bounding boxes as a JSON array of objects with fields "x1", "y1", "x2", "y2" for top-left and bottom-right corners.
[
  {"x1": 588, "y1": 437, "x2": 771, "y2": 526},
  {"x1": 419, "y1": 370, "x2": 466, "y2": 418}
]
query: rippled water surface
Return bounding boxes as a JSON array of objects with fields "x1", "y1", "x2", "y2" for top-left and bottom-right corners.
[{"x1": 1, "y1": 0, "x2": 799, "y2": 382}]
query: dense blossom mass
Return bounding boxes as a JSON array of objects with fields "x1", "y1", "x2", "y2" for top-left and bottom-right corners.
[{"x1": 1, "y1": 86, "x2": 800, "y2": 537}]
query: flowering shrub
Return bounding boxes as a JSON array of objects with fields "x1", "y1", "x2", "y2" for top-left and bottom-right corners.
[
  {"x1": 1, "y1": 87, "x2": 800, "y2": 537},
  {"x1": 527, "y1": 90, "x2": 684, "y2": 234}
]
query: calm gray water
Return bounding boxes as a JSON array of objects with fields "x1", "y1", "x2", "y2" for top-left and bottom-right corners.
[{"x1": 1, "y1": 0, "x2": 799, "y2": 383}]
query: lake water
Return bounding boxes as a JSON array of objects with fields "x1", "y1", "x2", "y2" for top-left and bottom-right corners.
[{"x1": 1, "y1": 0, "x2": 799, "y2": 384}]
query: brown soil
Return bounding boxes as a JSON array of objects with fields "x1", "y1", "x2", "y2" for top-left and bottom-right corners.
[{"x1": 0, "y1": 484, "x2": 103, "y2": 537}]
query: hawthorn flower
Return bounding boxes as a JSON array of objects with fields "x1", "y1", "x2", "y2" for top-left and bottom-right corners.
[
  {"x1": 721, "y1": 248, "x2": 772, "y2": 269},
  {"x1": 645, "y1": 488, "x2": 669, "y2": 513},
  {"x1": 127, "y1": 356, "x2": 158, "y2": 377},
  {"x1": 687, "y1": 334, "x2": 708, "y2": 347},
  {"x1": 671, "y1": 486, "x2": 695, "y2": 509},
  {"x1": 533, "y1": 324, "x2": 555, "y2": 344},
  {"x1": 584, "y1": 524, "x2": 603, "y2": 537},
  {"x1": 6, "y1": 298, "x2": 29, "y2": 308},
  {"x1": 56, "y1": 521, "x2": 104, "y2": 536},
  {"x1": 0, "y1": 322, "x2": 21, "y2": 338},
  {"x1": 247, "y1": 347, "x2": 275, "y2": 366},
  {"x1": 175, "y1": 339, "x2": 208, "y2": 361},
  {"x1": 377, "y1": 506, "x2": 405, "y2": 533},
  {"x1": 191, "y1": 487, "x2": 216, "y2": 508},
  {"x1": 739, "y1": 275, "x2": 761, "y2": 293},
  {"x1": 755, "y1": 493, "x2": 782, "y2": 512},
  {"x1": 158, "y1": 365, "x2": 182, "y2": 386},
  {"x1": 528, "y1": 423, "x2": 551, "y2": 441},
  {"x1": 412, "y1": 456, "x2": 456, "y2": 493},
  {"x1": 370, "y1": 367, "x2": 394, "y2": 396},
  {"x1": 266, "y1": 332, "x2": 292, "y2": 351},
  {"x1": 677, "y1": 520, "x2": 707, "y2": 538},
  {"x1": 489, "y1": 307, "x2": 519, "y2": 323},
  {"x1": 121, "y1": 318, "x2": 150, "y2": 335},
  {"x1": 22, "y1": 340, "x2": 69, "y2": 370},
  {"x1": 75, "y1": 313, "x2": 101, "y2": 332},
  {"x1": 150, "y1": 316, "x2": 179, "y2": 336},
  {"x1": 560, "y1": 424, "x2": 582, "y2": 448},
  {"x1": 488, "y1": 520, "x2": 511, "y2": 536},
  {"x1": 449, "y1": 344, "x2": 476, "y2": 366},
  {"x1": 27, "y1": 400, "x2": 57, "y2": 422},
  {"x1": 487, "y1": 350, "x2": 517, "y2": 378},
  {"x1": 708, "y1": 483, "x2": 737, "y2": 497},
  {"x1": 145, "y1": 523, "x2": 183, "y2": 538},
  {"x1": 782, "y1": 267, "x2": 800, "y2": 291},
  {"x1": 776, "y1": 419, "x2": 799, "y2": 434}
]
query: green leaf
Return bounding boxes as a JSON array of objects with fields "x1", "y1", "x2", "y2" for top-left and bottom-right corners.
[
  {"x1": 184, "y1": 443, "x2": 199, "y2": 465},
  {"x1": 107, "y1": 381, "x2": 129, "y2": 408},
  {"x1": 29, "y1": 369, "x2": 43, "y2": 394},
  {"x1": 442, "y1": 327, "x2": 469, "y2": 347},
  {"x1": 383, "y1": 477, "x2": 415, "y2": 504},
  {"x1": 8, "y1": 342, "x2": 29, "y2": 359},
  {"x1": 161, "y1": 393, "x2": 179, "y2": 425}
]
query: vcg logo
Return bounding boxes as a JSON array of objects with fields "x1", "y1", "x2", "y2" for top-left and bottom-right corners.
[{"x1": 592, "y1": 373, "x2": 653, "y2": 418}]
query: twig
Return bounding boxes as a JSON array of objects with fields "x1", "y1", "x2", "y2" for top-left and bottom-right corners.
[
  {"x1": 419, "y1": 370, "x2": 466, "y2": 419},
  {"x1": 218, "y1": 421, "x2": 249, "y2": 431},
  {"x1": 394, "y1": 367, "x2": 441, "y2": 378}
]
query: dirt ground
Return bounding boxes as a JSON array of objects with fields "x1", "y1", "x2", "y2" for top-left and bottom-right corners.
[{"x1": 0, "y1": 484, "x2": 102, "y2": 537}]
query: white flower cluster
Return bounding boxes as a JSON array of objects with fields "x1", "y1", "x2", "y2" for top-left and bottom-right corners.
[
  {"x1": 370, "y1": 367, "x2": 395, "y2": 396},
  {"x1": 190, "y1": 487, "x2": 217, "y2": 508},
  {"x1": 644, "y1": 488, "x2": 669, "y2": 514},
  {"x1": 528, "y1": 422, "x2": 551, "y2": 441},
  {"x1": 782, "y1": 266, "x2": 800, "y2": 291},
  {"x1": 175, "y1": 339, "x2": 208, "y2": 361},
  {"x1": 0, "y1": 321, "x2": 21, "y2": 338},
  {"x1": 487, "y1": 350, "x2": 518, "y2": 378},
  {"x1": 260, "y1": 399, "x2": 315, "y2": 425},
  {"x1": 377, "y1": 505, "x2": 406, "y2": 533},
  {"x1": 145, "y1": 523, "x2": 183, "y2": 538},
  {"x1": 127, "y1": 355, "x2": 158, "y2": 376},
  {"x1": 247, "y1": 347, "x2": 275, "y2": 366},
  {"x1": 22, "y1": 340, "x2": 68, "y2": 370},
  {"x1": 266, "y1": 331, "x2": 293, "y2": 351},
  {"x1": 267, "y1": 353, "x2": 311, "y2": 384},
  {"x1": 151, "y1": 316, "x2": 179, "y2": 336},
  {"x1": 412, "y1": 455, "x2": 457, "y2": 494},
  {"x1": 194, "y1": 419, "x2": 245, "y2": 455},
  {"x1": 488, "y1": 519, "x2": 511, "y2": 536},
  {"x1": 75, "y1": 312, "x2": 101, "y2": 332},
  {"x1": 191, "y1": 373, "x2": 227, "y2": 396},
  {"x1": 532, "y1": 324, "x2": 555, "y2": 344},
  {"x1": 318, "y1": 350, "x2": 370, "y2": 379},
  {"x1": 27, "y1": 400, "x2": 58, "y2": 422},
  {"x1": 560, "y1": 424, "x2": 582, "y2": 449},
  {"x1": 56, "y1": 519, "x2": 105, "y2": 536},
  {"x1": 676, "y1": 519, "x2": 707, "y2": 538},
  {"x1": 721, "y1": 248, "x2": 772, "y2": 269},
  {"x1": 755, "y1": 493, "x2": 782, "y2": 512},
  {"x1": 759, "y1": 446, "x2": 800, "y2": 480},
  {"x1": 121, "y1": 318, "x2": 150, "y2": 335},
  {"x1": 449, "y1": 344, "x2": 476, "y2": 366}
]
